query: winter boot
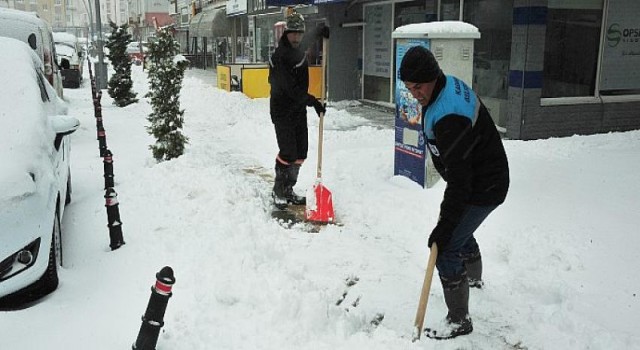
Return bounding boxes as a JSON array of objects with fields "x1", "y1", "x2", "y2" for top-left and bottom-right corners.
[
  {"x1": 284, "y1": 163, "x2": 306, "y2": 205},
  {"x1": 462, "y1": 252, "x2": 484, "y2": 289},
  {"x1": 424, "y1": 273, "x2": 473, "y2": 340},
  {"x1": 272, "y1": 161, "x2": 289, "y2": 210}
]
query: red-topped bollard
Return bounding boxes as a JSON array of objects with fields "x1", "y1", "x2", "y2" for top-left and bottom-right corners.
[
  {"x1": 104, "y1": 187, "x2": 125, "y2": 250},
  {"x1": 103, "y1": 149, "x2": 114, "y2": 189},
  {"x1": 132, "y1": 267, "x2": 176, "y2": 350}
]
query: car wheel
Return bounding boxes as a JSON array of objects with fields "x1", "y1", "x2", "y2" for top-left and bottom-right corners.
[
  {"x1": 65, "y1": 172, "x2": 72, "y2": 206},
  {"x1": 36, "y1": 210, "x2": 62, "y2": 296}
]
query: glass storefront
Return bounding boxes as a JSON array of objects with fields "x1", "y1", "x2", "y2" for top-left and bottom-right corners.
[
  {"x1": 252, "y1": 12, "x2": 324, "y2": 64},
  {"x1": 363, "y1": 3, "x2": 393, "y2": 102},
  {"x1": 389, "y1": 1, "x2": 438, "y2": 103},
  {"x1": 464, "y1": 0, "x2": 512, "y2": 126},
  {"x1": 542, "y1": 0, "x2": 604, "y2": 98},
  {"x1": 440, "y1": 0, "x2": 461, "y2": 20},
  {"x1": 542, "y1": 0, "x2": 640, "y2": 98},
  {"x1": 253, "y1": 13, "x2": 280, "y2": 63},
  {"x1": 364, "y1": 0, "x2": 512, "y2": 126}
]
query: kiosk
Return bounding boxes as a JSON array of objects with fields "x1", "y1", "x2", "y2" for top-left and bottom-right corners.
[{"x1": 392, "y1": 21, "x2": 480, "y2": 188}]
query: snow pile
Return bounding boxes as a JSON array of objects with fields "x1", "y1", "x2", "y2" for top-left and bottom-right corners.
[{"x1": 0, "y1": 62, "x2": 638, "y2": 350}]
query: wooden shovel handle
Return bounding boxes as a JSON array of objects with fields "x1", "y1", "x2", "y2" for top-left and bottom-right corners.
[
  {"x1": 316, "y1": 37, "x2": 328, "y2": 179},
  {"x1": 412, "y1": 243, "x2": 438, "y2": 342}
]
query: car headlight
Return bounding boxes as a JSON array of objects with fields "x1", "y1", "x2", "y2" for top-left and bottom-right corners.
[{"x1": 0, "y1": 238, "x2": 41, "y2": 281}]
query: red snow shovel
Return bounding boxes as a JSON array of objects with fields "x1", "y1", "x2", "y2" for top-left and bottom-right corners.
[
  {"x1": 412, "y1": 243, "x2": 438, "y2": 341},
  {"x1": 306, "y1": 33, "x2": 335, "y2": 224}
]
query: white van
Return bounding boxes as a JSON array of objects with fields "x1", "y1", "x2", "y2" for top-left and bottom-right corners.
[
  {"x1": 53, "y1": 32, "x2": 83, "y2": 88},
  {"x1": 0, "y1": 8, "x2": 64, "y2": 98}
]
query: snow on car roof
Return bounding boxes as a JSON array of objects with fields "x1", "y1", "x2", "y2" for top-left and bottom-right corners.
[
  {"x1": 0, "y1": 8, "x2": 51, "y2": 56},
  {"x1": 55, "y1": 42, "x2": 76, "y2": 57},
  {"x1": 53, "y1": 32, "x2": 78, "y2": 45},
  {"x1": 0, "y1": 37, "x2": 56, "y2": 196}
]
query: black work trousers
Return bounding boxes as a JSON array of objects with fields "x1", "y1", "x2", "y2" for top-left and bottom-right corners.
[{"x1": 272, "y1": 112, "x2": 308, "y2": 163}]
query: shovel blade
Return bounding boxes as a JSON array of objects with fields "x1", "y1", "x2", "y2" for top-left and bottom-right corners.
[{"x1": 306, "y1": 182, "x2": 335, "y2": 224}]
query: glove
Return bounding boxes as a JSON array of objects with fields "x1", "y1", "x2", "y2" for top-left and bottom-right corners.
[
  {"x1": 311, "y1": 98, "x2": 326, "y2": 116},
  {"x1": 428, "y1": 220, "x2": 456, "y2": 250}
]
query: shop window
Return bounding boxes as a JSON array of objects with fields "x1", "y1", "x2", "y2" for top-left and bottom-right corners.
[
  {"x1": 394, "y1": 1, "x2": 436, "y2": 28},
  {"x1": 542, "y1": 1, "x2": 603, "y2": 98},
  {"x1": 363, "y1": 3, "x2": 393, "y2": 102},
  {"x1": 254, "y1": 14, "x2": 279, "y2": 63},
  {"x1": 464, "y1": 0, "x2": 512, "y2": 100},
  {"x1": 391, "y1": 1, "x2": 437, "y2": 104},
  {"x1": 440, "y1": 0, "x2": 461, "y2": 21}
]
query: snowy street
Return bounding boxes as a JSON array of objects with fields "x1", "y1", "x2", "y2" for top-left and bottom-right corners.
[{"x1": 1, "y1": 64, "x2": 639, "y2": 349}]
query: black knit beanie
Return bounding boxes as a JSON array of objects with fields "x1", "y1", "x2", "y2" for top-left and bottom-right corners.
[{"x1": 399, "y1": 46, "x2": 442, "y2": 83}]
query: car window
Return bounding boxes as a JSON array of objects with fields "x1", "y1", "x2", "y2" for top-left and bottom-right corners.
[
  {"x1": 36, "y1": 68, "x2": 50, "y2": 102},
  {"x1": 27, "y1": 33, "x2": 37, "y2": 49},
  {"x1": 55, "y1": 43, "x2": 75, "y2": 56}
]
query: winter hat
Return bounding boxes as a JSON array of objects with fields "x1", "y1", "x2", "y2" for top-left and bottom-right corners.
[
  {"x1": 399, "y1": 46, "x2": 442, "y2": 83},
  {"x1": 284, "y1": 11, "x2": 305, "y2": 33}
]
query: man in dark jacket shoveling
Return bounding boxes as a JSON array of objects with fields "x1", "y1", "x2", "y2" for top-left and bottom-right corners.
[
  {"x1": 399, "y1": 46, "x2": 510, "y2": 339},
  {"x1": 269, "y1": 10, "x2": 326, "y2": 210}
]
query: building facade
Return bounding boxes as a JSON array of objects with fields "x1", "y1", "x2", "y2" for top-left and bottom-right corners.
[
  {"x1": 3, "y1": 0, "x2": 638, "y2": 140},
  {"x1": 218, "y1": 0, "x2": 639, "y2": 140}
]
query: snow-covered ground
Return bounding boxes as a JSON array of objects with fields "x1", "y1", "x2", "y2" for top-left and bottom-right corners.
[{"x1": 1, "y1": 63, "x2": 639, "y2": 350}]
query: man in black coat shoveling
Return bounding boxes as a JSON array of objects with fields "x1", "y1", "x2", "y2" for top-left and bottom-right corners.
[
  {"x1": 399, "y1": 46, "x2": 510, "y2": 339},
  {"x1": 268, "y1": 10, "x2": 326, "y2": 210}
]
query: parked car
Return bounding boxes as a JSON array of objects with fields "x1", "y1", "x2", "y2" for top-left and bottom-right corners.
[
  {"x1": 0, "y1": 8, "x2": 64, "y2": 98},
  {"x1": 53, "y1": 32, "x2": 83, "y2": 88},
  {"x1": 126, "y1": 41, "x2": 149, "y2": 65},
  {"x1": 0, "y1": 37, "x2": 80, "y2": 302}
]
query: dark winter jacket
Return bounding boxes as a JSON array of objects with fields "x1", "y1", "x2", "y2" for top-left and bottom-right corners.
[
  {"x1": 268, "y1": 35, "x2": 316, "y2": 118},
  {"x1": 422, "y1": 74, "x2": 509, "y2": 227}
]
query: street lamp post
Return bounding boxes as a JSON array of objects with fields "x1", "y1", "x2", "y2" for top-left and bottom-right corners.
[
  {"x1": 94, "y1": 0, "x2": 108, "y2": 89},
  {"x1": 81, "y1": 0, "x2": 95, "y2": 44}
]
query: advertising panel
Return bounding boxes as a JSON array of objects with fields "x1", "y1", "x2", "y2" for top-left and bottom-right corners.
[
  {"x1": 600, "y1": 0, "x2": 640, "y2": 91},
  {"x1": 394, "y1": 38, "x2": 430, "y2": 187}
]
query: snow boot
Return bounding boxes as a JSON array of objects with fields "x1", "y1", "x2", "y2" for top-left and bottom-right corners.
[
  {"x1": 424, "y1": 273, "x2": 473, "y2": 340},
  {"x1": 272, "y1": 161, "x2": 289, "y2": 210},
  {"x1": 463, "y1": 252, "x2": 484, "y2": 289},
  {"x1": 284, "y1": 163, "x2": 306, "y2": 205}
]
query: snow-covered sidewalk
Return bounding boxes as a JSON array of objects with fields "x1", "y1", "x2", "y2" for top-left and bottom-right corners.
[{"x1": 1, "y1": 63, "x2": 639, "y2": 350}]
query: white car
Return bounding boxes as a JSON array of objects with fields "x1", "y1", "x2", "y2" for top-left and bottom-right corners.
[
  {"x1": 0, "y1": 8, "x2": 64, "y2": 99},
  {"x1": 0, "y1": 37, "x2": 80, "y2": 302},
  {"x1": 53, "y1": 32, "x2": 84, "y2": 88}
]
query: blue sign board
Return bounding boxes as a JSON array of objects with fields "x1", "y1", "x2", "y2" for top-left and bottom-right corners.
[{"x1": 394, "y1": 38, "x2": 430, "y2": 187}]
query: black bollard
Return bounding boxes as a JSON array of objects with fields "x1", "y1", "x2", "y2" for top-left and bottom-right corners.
[
  {"x1": 98, "y1": 129, "x2": 108, "y2": 157},
  {"x1": 94, "y1": 106, "x2": 107, "y2": 158},
  {"x1": 132, "y1": 267, "x2": 176, "y2": 350},
  {"x1": 104, "y1": 188, "x2": 125, "y2": 250},
  {"x1": 103, "y1": 149, "x2": 114, "y2": 189}
]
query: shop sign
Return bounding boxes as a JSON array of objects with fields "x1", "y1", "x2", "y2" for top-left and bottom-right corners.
[
  {"x1": 600, "y1": 0, "x2": 640, "y2": 91},
  {"x1": 227, "y1": 0, "x2": 248, "y2": 15},
  {"x1": 364, "y1": 4, "x2": 392, "y2": 78}
]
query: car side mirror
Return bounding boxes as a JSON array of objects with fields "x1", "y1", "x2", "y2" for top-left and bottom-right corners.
[
  {"x1": 51, "y1": 115, "x2": 80, "y2": 150},
  {"x1": 51, "y1": 115, "x2": 80, "y2": 135}
]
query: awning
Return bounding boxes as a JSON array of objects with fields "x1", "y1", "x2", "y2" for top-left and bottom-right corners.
[
  {"x1": 144, "y1": 13, "x2": 174, "y2": 27},
  {"x1": 189, "y1": 8, "x2": 230, "y2": 38}
]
